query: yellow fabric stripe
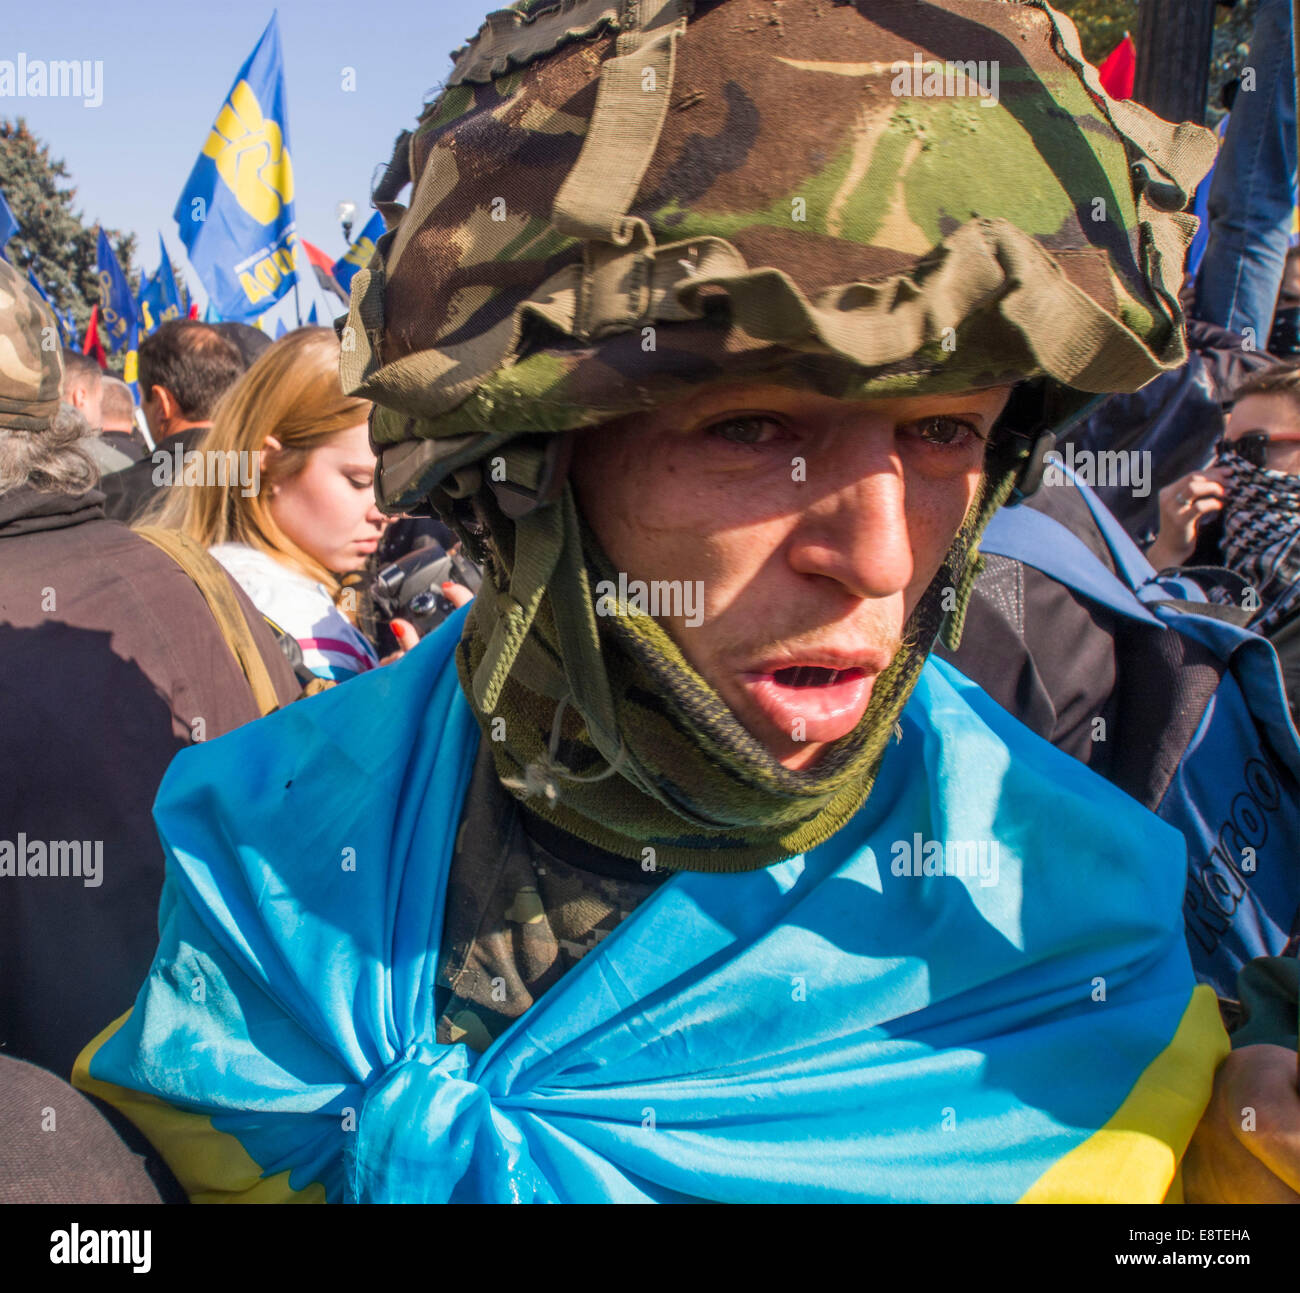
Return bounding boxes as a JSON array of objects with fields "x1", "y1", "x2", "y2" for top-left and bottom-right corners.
[
  {"x1": 1019, "y1": 985, "x2": 1228, "y2": 1203},
  {"x1": 72, "y1": 1011, "x2": 326, "y2": 1205}
]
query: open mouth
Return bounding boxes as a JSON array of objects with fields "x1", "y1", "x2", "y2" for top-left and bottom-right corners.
[
  {"x1": 771, "y1": 665, "x2": 864, "y2": 688},
  {"x1": 738, "y1": 664, "x2": 876, "y2": 745}
]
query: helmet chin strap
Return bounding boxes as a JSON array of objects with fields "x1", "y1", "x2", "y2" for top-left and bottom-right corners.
[
  {"x1": 1008, "y1": 390, "x2": 1113, "y2": 504},
  {"x1": 485, "y1": 433, "x2": 574, "y2": 520}
]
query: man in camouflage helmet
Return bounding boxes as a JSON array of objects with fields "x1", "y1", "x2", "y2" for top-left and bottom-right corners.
[{"x1": 76, "y1": 0, "x2": 1292, "y2": 1202}]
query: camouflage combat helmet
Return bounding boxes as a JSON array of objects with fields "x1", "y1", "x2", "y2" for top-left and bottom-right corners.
[
  {"x1": 0, "y1": 259, "x2": 64, "y2": 434},
  {"x1": 340, "y1": 0, "x2": 1216, "y2": 870},
  {"x1": 345, "y1": 0, "x2": 1214, "y2": 507}
]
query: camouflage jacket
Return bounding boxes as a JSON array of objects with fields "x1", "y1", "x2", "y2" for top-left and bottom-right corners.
[{"x1": 436, "y1": 741, "x2": 670, "y2": 1052}]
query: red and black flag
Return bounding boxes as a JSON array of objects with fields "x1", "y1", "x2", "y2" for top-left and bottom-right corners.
[{"x1": 301, "y1": 239, "x2": 349, "y2": 305}]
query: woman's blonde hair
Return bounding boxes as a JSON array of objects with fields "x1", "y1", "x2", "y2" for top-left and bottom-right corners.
[{"x1": 147, "y1": 326, "x2": 372, "y2": 601}]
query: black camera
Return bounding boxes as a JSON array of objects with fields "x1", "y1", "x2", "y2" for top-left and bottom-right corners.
[{"x1": 370, "y1": 543, "x2": 482, "y2": 638}]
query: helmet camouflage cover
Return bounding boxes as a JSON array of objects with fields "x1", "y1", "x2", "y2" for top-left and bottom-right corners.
[
  {"x1": 345, "y1": 0, "x2": 1213, "y2": 506},
  {"x1": 341, "y1": 0, "x2": 1216, "y2": 869},
  {"x1": 0, "y1": 259, "x2": 64, "y2": 434}
]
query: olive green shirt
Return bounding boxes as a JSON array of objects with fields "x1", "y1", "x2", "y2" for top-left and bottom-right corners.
[{"x1": 436, "y1": 743, "x2": 670, "y2": 1052}]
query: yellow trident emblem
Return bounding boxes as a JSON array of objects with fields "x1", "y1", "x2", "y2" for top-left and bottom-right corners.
[
  {"x1": 342, "y1": 234, "x2": 376, "y2": 270},
  {"x1": 202, "y1": 79, "x2": 294, "y2": 225}
]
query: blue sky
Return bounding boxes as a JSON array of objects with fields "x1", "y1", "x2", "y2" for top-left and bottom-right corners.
[{"x1": 3, "y1": 0, "x2": 494, "y2": 329}]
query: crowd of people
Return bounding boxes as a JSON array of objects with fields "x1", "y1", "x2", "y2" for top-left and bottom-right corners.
[{"x1": 1, "y1": 0, "x2": 1299, "y2": 1209}]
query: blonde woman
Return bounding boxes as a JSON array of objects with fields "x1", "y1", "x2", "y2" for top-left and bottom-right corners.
[{"x1": 150, "y1": 326, "x2": 408, "y2": 681}]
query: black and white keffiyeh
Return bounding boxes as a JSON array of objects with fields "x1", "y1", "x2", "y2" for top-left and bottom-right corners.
[{"x1": 1220, "y1": 447, "x2": 1300, "y2": 633}]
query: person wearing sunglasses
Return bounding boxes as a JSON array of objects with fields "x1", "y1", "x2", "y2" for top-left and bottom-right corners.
[
  {"x1": 1147, "y1": 364, "x2": 1300, "y2": 722},
  {"x1": 1147, "y1": 364, "x2": 1300, "y2": 583}
]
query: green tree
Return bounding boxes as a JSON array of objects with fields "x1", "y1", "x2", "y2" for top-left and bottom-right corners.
[
  {"x1": 1207, "y1": 0, "x2": 1259, "y2": 122},
  {"x1": 0, "y1": 116, "x2": 137, "y2": 372},
  {"x1": 1053, "y1": 0, "x2": 1139, "y2": 65}
]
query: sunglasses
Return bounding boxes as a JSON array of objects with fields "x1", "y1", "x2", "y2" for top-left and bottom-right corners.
[{"x1": 1215, "y1": 432, "x2": 1300, "y2": 471}]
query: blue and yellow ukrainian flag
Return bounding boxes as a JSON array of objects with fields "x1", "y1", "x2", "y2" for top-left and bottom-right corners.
[
  {"x1": 174, "y1": 14, "x2": 299, "y2": 323},
  {"x1": 73, "y1": 613, "x2": 1228, "y2": 1205}
]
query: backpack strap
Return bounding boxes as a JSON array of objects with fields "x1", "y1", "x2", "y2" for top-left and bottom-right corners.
[
  {"x1": 134, "y1": 527, "x2": 281, "y2": 718},
  {"x1": 980, "y1": 504, "x2": 1163, "y2": 627},
  {"x1": 1060, "y1": 470, "x2": 1161, "y2": 586},
  {"x1": 1042, "y1": 465, "x2": 1214, "y2": 607},
  {"x1": 981, "y1": 496, "x2": 1300, "y2": 782}
]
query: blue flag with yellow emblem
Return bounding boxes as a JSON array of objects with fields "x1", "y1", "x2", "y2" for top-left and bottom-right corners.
[
  {"x1": 138, "y1": 235, "x2": 186, "y2": 335},
  {"x1": 135, "y1": 274, "x2": 158, "y2": 336},
  {"x1": 95, "y1": 229, "x2": 140, "y2": 392},
  {"x1": 157, "y1": 237, "x2": 186, "y2": 322},
  {"x1": 331, "y1": 210, "x2": 383, "y2": 293},
  {"x1": 59, "y1": 304, "x2": 78, "y2": 349},
  {"x1": 174, "y1": 14, "x2": 299, "y2": 322},
  {"x1": 95, "y1": 228, "x2": 138, "y2": 353}
]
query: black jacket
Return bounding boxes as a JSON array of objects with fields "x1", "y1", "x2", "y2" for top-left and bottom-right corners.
[
  {"x1": 100, "y1": 424, "x2": 208, "y2": 523},
  {"x1": 98, "y1": 429, "x2": 148, "y2": 464},
  {"x1": 937, "y1": 482, "x2": 1120, "y2": 777}
]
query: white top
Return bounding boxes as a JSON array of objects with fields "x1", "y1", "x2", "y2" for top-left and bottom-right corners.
[{"x1": 209, "y1": 542, "x2": 379, "y2": 682}]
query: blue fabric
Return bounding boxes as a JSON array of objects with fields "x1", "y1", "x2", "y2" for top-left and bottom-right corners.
[
  {"x1": 137, "y1": 235, "x2": 185, "y2": 336},
  {"x1": 980, "y1": 478, "x2": 1300, "y2": 994},
  {"x1": 983, "y1": 505, "x2": 1163, "y2": 627},
  {"x1": 1185, "y1": 117, "x2": 1228, "y2": 284},
  {"x1": 95, "y1": 228, "x2": 138, "y2": 353},
  {"x1": 95, "y1": 228, "x2": 140, "y2": 398},
  {"x1": 85, "y1": 607, "x2": 1212, "y2": 1203},
  {"x1": 24, "y1": 269, "x2": 73, "y2": 348}
]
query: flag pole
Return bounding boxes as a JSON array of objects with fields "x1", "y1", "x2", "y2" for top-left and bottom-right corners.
[
  {"x1": 293, "y1": 275, "x2": 303, "y2": 327},
  {"x1": 135, "y1": 405, "x2": 156, "y2": 453}
]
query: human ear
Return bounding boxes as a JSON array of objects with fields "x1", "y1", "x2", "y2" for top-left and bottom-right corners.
[
  {"x1": 155, "y1": 387, "x2": 180, "y2": 421},
  {"x1": 259, "y1": 434, "x2": 283, "y2": 485}
]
